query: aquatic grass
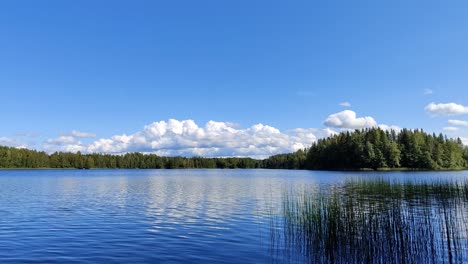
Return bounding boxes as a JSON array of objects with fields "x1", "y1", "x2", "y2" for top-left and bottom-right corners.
[{"x1": 271, "y1": 180, "x2": 468, "y2": 263}]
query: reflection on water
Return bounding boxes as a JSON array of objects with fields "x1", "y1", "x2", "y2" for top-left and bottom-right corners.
[
  {"x1": 0, "y1": 169, "x2": 467, "y2": 263},
  {"x1": 272, "y1": 180, "x2": 468, "y2": 263},
  {"x1": 0, "y1": 169, "x2": 285, "y2": 263}
]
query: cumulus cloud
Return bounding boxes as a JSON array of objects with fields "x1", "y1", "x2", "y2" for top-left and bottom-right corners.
[
  {"x1": 30, "y1": 115, "x2": 398, "y2": 158},
  {"x1": 461, "y1": 137, "x2": 468, "y2": 146},
  {"x1": 323, "y1": 110, "x2": 377, "y2": 129},
  {"x1": 43, "y1": 130, "x2": 95, "y2": 153},
  {"x1": 287, "y1": 128, "x2": 338, "y2": 142},
  {"x1": 43, "y1": 137, "x2": 86, "y2": 153},
  {"x1": 448, "y1": 119, "x2": 468, "y2": 127},
  {"x1": 43, "y1": 143, "x2": 86, "y2": 153},
  {"x1": 339, "y1": 102, "x2": 351, "y2": 107},
  {"x1": 42, "y1": 119, "x2": 324, "y2": 158},
  {"x1": 322, "y1": 128, "x2": 339, "y2": 137},
  {"x1": 425, "y1": 102, "x2": 468, "y2": 116},
  {"x1": 378, "y1": 124, "x2": 402, "y2": 132}
]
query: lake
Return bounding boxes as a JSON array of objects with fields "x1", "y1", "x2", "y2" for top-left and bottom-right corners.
[{"x1": 0, "y1": 169, "x2": 467, "y2": 263}]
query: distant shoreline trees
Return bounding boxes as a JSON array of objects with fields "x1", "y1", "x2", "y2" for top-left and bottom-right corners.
[
  {"x1": 0, "y1": 146, "x2": 263, "y2": 170},
  {"x1": 267, "y1": 128, "x2": 468, "y2": 170},
  {"x1": 0, "y1": 128, "x2": 467, "y2": 171}
]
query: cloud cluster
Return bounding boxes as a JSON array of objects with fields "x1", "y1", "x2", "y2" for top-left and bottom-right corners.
[
  {"x1": 7, "y1": 101, "x2": 468, "y2": 156},
  {"x1": 3, "y1": 109, "x2": 405, "y2": 157},
  {"x1": 461, "y1": 137, "x2": 468, "y2": 146},
  {"x1": 425, "y1": 102, "x2": 468, "y2": 116},
  {"x1": 44, "y1": 120, "x2": 323, "y2": 158},
  {"x1": 378, "y1": 124, "x2": 402, "y2": 132},
  {"x1": 5, "y1": 110, "x2": 402, "y2": 158},
  {"x1": 323, "y1": 110, "x2": 378, "y2": 129},
  {"x1": 43, "y1": 130, "x2": 96, "y2": 153},
  {"x1": 445, "y1": 120, "x2": 468, "y2": 145},
  {"x1": 323, "y1": 110, "x2": 400, "y2": 132}
]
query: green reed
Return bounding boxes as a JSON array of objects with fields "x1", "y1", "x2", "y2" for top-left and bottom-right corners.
[{"x1": 271, "y1": 180, "x2": 468, "y2": 264}]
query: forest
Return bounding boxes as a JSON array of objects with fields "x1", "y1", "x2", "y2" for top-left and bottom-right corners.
[
  {"x1": 0, "y1": 128, "x2": 467, "y2": 170},
  {"x1": 0, "y1": 146, "x2": 262, "y2": 169},
  {"x1": 310, "y1": 128, "x2": 468, "y2": 170}
]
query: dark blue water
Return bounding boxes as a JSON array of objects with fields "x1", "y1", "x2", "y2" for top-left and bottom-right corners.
[{"x1": 0, "y1": 169, "x2": 467, "y2": 263}]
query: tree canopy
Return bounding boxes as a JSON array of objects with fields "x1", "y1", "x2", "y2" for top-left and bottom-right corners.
[
  {"x1": 0, "y1": 146, "x2": 262, "y2": 169},
  {"x1": 267, "y1": 128, "x2": 468, "y2": 170}
]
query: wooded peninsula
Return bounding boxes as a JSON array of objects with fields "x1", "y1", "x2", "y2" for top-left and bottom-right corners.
[{"x1": 1, "y1": 128, "x2": 467, "y2": 171}]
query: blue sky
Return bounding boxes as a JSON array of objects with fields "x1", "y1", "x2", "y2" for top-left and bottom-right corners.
[{"x1": 1, "y1": 0, "x2": 468, "y2": 157}]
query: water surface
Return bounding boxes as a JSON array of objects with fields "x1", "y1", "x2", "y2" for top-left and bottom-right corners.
[{"x1": 0, "y1": 169, "x2": 466, "y2": 263}]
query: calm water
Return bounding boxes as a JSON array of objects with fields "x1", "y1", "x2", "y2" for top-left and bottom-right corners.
[{"x1": 0, "y1": 169, "x2": 467, "y2": 263}]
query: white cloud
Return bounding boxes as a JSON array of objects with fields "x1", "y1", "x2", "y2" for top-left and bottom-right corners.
[
  {"x1": 339, "y1": 102, "x2": 351, "y2": 107},
  {"x1": 425, "y1": 102, "x2": 468, "y2": 116},
  {"x1": 42, "y1": 130, "x2": 97, "y2": 152},
  {"x1": 448, "y1": 119, "x2": 468, "y2": 127},
  {"x1": 322, "y1": 127, "x2": 339, "y2": 137},
  {"x1": 443, "y1": 127, "x2": 459, "y2": 133},
  {"x1": 44, "y1": 143, "x2": 86, "y2": 153},
  {"x1": 424, "y1": 89, "x2": 433, "y2": 95},
  {"x1": 461, "y1": 137, "x2": 468, "y2": 146},
  {"x1": 70, "y1": 130, "x2": 96, "y2": 138},
  {"x1": 18, "y1": 116, "x2": 399, "y2": 158},
  {"x1": 378, "y1": 124, "x2": 402, "y2": 132},
  {"x1": 323, "y1": 110, "x2": 377, "y2": 129},
  {"x1": 287, "y1": 128, "x2": 338, "y2": 142},
  {"x1": 43, "y1": 119, "x2": 325, "y2": 158},
  {"x1": 43, "y1": 135, "x2": 87, "y2": 153}
]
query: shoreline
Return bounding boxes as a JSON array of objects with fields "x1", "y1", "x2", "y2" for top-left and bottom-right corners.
[{"x1": 1, "y1": 167, "x2": 467, "y2": 172}]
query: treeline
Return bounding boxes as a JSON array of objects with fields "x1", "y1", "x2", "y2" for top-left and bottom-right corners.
[
  {"x1": 0, "y1": 146, "x2": 262, "y2": 169},
  {"x1": 1, "y1": 128, "x2": 467, "y2": 170},
  {"x1": 269, "y1": 128, "x2": 468, "y2": 170}
]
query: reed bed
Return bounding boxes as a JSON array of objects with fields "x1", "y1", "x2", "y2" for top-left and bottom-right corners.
[{"x1": 271, "y1": 180, "x2": 468, "y2": 264}]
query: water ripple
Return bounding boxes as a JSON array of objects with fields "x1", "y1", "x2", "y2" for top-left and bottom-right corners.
[{"x1": 0, "y1": 169, "x2": 467, "y2": 263}]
